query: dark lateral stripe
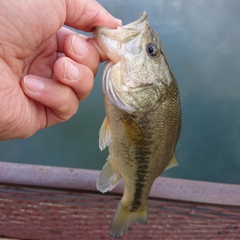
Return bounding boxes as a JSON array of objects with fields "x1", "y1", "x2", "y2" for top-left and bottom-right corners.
[{"x1": 130, "y1": 141, "x2": 152, "y2": 212}]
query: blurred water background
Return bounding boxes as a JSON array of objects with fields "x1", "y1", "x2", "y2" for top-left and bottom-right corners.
[{"x1": 0, "y1": 0, "x2": 240, "y2": 184}]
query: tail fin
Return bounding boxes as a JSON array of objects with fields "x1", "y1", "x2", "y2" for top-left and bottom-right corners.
[{"x1": 110, "y1": 201, "x2": 148, "y2": 238}]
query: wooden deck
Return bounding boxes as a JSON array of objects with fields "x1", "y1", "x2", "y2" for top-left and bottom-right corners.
[{"x1": 0, "y1": 162, "x2": 239, "y2": 239}]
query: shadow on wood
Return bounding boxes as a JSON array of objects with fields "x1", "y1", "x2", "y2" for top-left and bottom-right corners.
[{"x1": 0, "y1": 162, "x2": 239, "y2": 239}]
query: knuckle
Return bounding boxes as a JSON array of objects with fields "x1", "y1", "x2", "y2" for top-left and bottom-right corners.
[{"x1": 55, "y1": 89, "x2": 79, "y2": 121}]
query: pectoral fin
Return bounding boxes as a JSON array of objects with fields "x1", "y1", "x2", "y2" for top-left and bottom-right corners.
[
  {"x1": 99, "y1": 116, "x2": 111, "y2": 151},
  {"x1": 97, "y1": 157, "x2": 121, "y2": 193},
  {"x1": 165, "y1": 154, "x2": 178, "y2": 171}
]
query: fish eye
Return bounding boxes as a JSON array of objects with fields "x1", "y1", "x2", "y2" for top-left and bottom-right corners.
[{"x1": 146, "y1": 43, "x2": 159, "y2": 57}]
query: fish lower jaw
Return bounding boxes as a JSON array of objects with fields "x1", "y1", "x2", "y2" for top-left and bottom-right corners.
[{"x1": 107, "y1": 52, "x2": 121, "y2": 64}]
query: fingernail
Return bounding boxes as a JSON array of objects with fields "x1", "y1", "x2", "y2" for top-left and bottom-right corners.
[
  {"x1": 115, "y1": 18, "x2": 122, "y2": 26},
  {"x1": 24, "y1": 76, "x2": 44, "y2": 93},
  {"x1": 64, "y1": 59, "x2": 80, "y2": 81},
  {"x1": 71, "y1": 34, "x2": 88, "y2": 56}
]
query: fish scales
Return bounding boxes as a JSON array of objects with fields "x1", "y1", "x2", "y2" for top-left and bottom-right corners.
[{"x1": 93, "y1": 12, "x2": 181, "y2": 238}]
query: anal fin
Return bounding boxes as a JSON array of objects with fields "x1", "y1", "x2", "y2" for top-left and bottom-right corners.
[
  {"x1": 165, "y1": 153, "x2": 179, "y2": 171},
  {"x1": 97, "y1": 157, "x2": 121, "y2": 193}
]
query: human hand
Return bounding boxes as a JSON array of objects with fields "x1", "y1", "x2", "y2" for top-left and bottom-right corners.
[{"x1": 0, "y1": 0, "x2": 121, "y2": 140}]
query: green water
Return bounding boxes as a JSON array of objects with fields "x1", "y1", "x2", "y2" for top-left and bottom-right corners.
[{"x1": 1, "y1": 0, "x2": 240, "y2": 184}]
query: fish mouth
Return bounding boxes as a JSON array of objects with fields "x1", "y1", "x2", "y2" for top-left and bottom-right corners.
[
  {"x1": 119, "y1": 11, "x2": 148, "y2": 31},
  {"x1": 93, "y1": 12, "x2": 149, "y2": 63}
]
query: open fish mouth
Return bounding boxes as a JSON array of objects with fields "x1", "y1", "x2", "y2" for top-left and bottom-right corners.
[
  {"x1": 119, "y1": 11, "x2": 148, "y2": 31},
  {"x1": 94, "y1": 11, "x2": 148, "y2": 37},
  {"x1": 93, "y1": 12, "x2": 149, "y2": 63}
]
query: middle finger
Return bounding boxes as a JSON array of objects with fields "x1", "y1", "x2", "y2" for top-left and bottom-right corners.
[{"x1": 63, "y1": 33, "x2": 100, "y2": 75}]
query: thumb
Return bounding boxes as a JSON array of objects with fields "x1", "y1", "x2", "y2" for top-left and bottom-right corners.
[{"x1": 64, "y1": 0, "x2": 122, "y2": 31}]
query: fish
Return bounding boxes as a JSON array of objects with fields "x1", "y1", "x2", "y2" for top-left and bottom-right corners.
[{"x1": 93, "y1": 12, "x2": 181, "y2": 238}]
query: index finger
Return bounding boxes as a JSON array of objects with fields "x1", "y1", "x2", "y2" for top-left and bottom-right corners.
[{"x1": 65, "y1": 0, "x2": 122, "y2": 31}]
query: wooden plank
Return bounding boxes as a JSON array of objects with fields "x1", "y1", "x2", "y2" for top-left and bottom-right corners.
[{"x1": 0, "y1": 184, "x2": 239, "y2": 240}]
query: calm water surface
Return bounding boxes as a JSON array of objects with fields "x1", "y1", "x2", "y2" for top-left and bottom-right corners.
[{"x1": 1, "y1": 0, "x2": 240, "y2": 184}]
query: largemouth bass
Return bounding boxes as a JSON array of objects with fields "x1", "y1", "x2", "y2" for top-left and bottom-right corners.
[{"x1": 93, "y1": 12, "x2": 181, "y2": 238}]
